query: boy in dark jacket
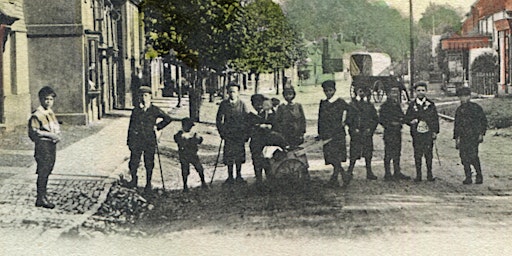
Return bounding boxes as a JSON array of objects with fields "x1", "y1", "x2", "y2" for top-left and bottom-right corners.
[
  {"x1": 454, "y1": 87, "x2": 487, "y2": 184},
  {"x1": 247, "y1": 94, "x2": 285, "y2": 185},
  {"x1": 379, "y1": 87, "x2": 410, "y2": 181},
  {"x1": 317, "y1": 80, "x2": 351, "y2": 187},
  {"x1": 346, "y1": 87, "x2": 379, "y2": 181},
  {"x1": 404, "y1": 82, "x2": 439, "y2": 182},
  {"x1": 174, "y1": 118, "x2": 207, "y2": 192},
  {"x1": 28, "y1": 86, "x2": 61, "y2": 209},
  {"x1": 216, "y1": 82, "x2": 249, "y2": 185},
  {"x1": 127, "y1": 86, "x2": 172, "y2": 193}
]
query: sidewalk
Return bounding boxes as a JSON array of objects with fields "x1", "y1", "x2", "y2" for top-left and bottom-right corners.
[{"x1": 0, "y1": 96, "x2": 191, "y2": 245}]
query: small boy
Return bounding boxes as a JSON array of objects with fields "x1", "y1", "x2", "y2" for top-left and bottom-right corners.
[
  {"x1": 379, "y1": 87, "x2": 410, "y2": 181},
  {"x1": 28, "y1": 86, "x2": 61, "y2": 209},
  {"x1": 274, "y1": 87, "x2": 306, "y2": 149},
  {"x1": 404, "y1": 82, "x2": 440, "y2": 182},
  {"x1": 174, "y1": 118, "x2": 208, "y2": 191},
  {"x1": 317, "y1": 80, "x2": 350, "y2": 187},
  {"x1": 216, "y1": 82, "x2": 249, "y2": 185},
  {"x1": 453, "y1": 87, "x2": 487, "y2": 184},
  {"x1": 346, "y1": 87, "x2": 379, "y2": 181},
  {"x1": 127, "y1": 86, "x2": 172, "y2": 193}
]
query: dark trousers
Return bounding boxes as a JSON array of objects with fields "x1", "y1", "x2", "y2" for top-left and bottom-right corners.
[
  {"x1": 35, "y1": 141, "x2": 56, "y2": 199},
  {"x1": 180, "y1": 154, "x2": 205, "y2": 187},
  {"x1": 384, "y1": 130, "x2": 401, "y2": 175},
  {"x1": 250, "y1": 141, "x2": 271, "y2": 181},
  {"x1": 459, "y1": 139, "x2": 482, "y2": 178},
  {"x1": 412, "y1": 133, "x2": 433, "y2": 178},
  {"x1": 129, "y1": 147, "x2": 155, "y2": 185}
]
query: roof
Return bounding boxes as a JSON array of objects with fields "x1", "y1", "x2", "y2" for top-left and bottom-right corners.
[{"x1": 441, "y1": 34, "x2": 492, "y2": 51}]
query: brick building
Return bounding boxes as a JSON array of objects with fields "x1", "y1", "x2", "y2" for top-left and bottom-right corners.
[{"x1": 441, "y1": 0, "x2": 512, "y2": 95}]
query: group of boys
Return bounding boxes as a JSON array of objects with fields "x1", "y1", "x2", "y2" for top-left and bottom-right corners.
[
  {"x1": 28, "y1": 79, "x2": 486, "y2": 208},
  {"x1": 318, "y1": 80, "x2": 487, "y2": 188}
]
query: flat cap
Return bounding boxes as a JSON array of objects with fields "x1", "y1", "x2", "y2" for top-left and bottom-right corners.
[
  {"x1": 456, "y1": 86, "x2": 471, "y2": 96},
  {"x1": 138, "y1": 86, "x2": 152, "y2": 94}
]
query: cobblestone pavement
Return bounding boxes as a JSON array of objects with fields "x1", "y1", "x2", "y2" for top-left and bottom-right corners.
[{"x1": 0, "y1": 95, "x2": 205, "y2": 246}]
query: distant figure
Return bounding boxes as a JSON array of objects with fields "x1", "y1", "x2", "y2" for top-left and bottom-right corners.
[
  {"x1": 130, "y1": 67, "x2": 142, "y2": 106},
  {"x1": 404, "y1": 82, "x2": 439, "y2": 182},
  {"x1": 127, "y1": 86, "x2": 172, "y2": 193},
  {"x1": 216, "y1": 82, "x2": 249, "y2": 185},
  {"x1": 174, "y1": 118, "x2": 207, "y2": 192},
  {"x1": 454, "y1": 87, "x2": 487, "y2": 185},
  {"x1": 379, "y1": 87, "x2": 410, "y2": 181},
  {"x1": 28, "y1": 86, "x2": 61, "y2": 209},
  {"x1": 346, "y1": 87, "x2": 379, "y2": 182},
  {"x1": 274, "y1": 87, "x2": 306, "y2": 149},
  {"x1": 317, "y1": 80, "x2": 350, "y2": 187}
]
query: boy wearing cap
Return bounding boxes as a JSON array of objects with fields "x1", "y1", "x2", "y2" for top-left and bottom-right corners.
[
  {"x1": 28, "y1": 86, "x2": 61, "y2": 209},
  {"x1": 317, "y1": 80, "x2": 351, "y2": 187},
  {"x1": 174, "y1": 118, "x2": 207, "y2": 192},
  {"x1": 346, "y1": 86, "x2": 379, "y2": 181},
  {"x1": 274, "y1": 87, "x2": 306, "y2": 149},
  {"x1": 127, "y1": 86, "x2": 172, "y2": 193},
  {"x1": 454, "y1": 87, "x2": 487, "y2": 184},
  {"x1": 216, "y1": 82, "x2": 249, "y2": 185},
  {"x1": 404, "y1": 82, "x2": 440, "y2": 182},
  {"x1": 247, "y1": 94, "x2": 279, "y2": 185}
]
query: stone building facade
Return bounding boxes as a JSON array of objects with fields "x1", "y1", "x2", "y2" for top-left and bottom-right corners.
[{"x1": 0, "y1": 0, "x2": 144, "y2": 129}]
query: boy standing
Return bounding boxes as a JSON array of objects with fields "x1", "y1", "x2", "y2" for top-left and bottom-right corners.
[
  {"x1": 346, "y1": 87, "x2": 379, "y2": 181},
  {"x1": 127, "y1": 86, "x2": 172, "y2": 193},
  {"x1": 317, "y1": 80, "x2": 350, "y2": 187},
  {"x1": 247, "y1": 94, "x2": 277, "y2": 185},
  {"x1": 216, "y1": 82, "x2": 249, "y2": 185},
  {"x1": 274, "y1": 87, "x2": 306, "y2": 149},
  {"x1": 29, "y1": 86, "x2": 61, "y2": 209},
  {"x1": 174, "y1": 118, "x2": 208, "y2": 192},
  {"x1": 404, "y1": 82, "x2": 439, "y2": 182},
  {"x1": 454, "y1": 87, "x2": 487, "y2": 184},
  {"x1": 379, "y1": 87, "x2": 410, "y2": 181}
]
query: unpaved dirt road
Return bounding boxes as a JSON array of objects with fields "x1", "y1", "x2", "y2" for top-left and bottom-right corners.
[{"x1": 65, "y1": 84, "x2": 512, "y2": 256}]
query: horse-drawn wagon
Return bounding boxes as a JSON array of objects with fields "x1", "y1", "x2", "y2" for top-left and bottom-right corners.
[{"x1": 350, "y1": 52, "x2": 409, "y2": 103}]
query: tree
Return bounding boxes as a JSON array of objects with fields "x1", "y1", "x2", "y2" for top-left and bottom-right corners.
[
  {"x1": 418, "y1": 3, "x2": 462, "y2": 35},
  {"x1": 282, "y1": 0, "x2": 410, "y2": 61},
  {"x1": 232, "y1": 0, "x2": 305, "y2": 92}
]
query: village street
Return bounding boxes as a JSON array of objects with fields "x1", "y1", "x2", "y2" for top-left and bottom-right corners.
[{"x1": 1, "y1": 78, "x2": 512, "y2": 255}]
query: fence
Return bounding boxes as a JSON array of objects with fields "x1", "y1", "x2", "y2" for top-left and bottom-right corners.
[{"x1": 471, "y1": 72, "x2": 498, "y2": 96}]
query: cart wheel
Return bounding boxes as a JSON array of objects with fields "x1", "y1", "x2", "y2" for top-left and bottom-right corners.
[
  {"x1": 372, "y1": 80, "x2": 385, "y2": 103},
  {"x1": 350, "y1": 84, "x2": 356, "y2": 99},
  {"x1": 274, "y1": 159, "x2": 309, "y2": 186}
]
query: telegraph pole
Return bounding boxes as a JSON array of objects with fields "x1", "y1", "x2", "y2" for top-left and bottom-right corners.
[{"x1": 409, "y1": 0, "x2": 415, "y2": 97}]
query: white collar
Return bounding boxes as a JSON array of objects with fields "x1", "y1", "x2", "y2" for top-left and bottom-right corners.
[
  {"x1": 327, "y1": 97, "x2": 338, "y2": 103},
  {"x1": 416, "y1": 97, "x2": 426, "y2": 105},
  {"x1": 37, "y1": 106, "x2": 53, "y2": 115}
]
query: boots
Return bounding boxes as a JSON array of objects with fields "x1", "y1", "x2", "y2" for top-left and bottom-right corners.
[
  {"x1": 475, "y1": 160, "x2": 483, "y2": 184},
  {"x1": 145, "y1": 170, "x2": 153, "y2": 194},
  {"x1": 35, "y1": 195, "x2": 55, "y2": 209},
  {"x1": 383, "y1": 160, "x2": 393, "y2": 181},
  {"x1": 463, "y1": 165, "x2": 472, "y2": 185},
  {"x1": 127, "y1": 174, "x2": 138, "y2": 188},
  {"x1": 366, "y1": 165, "x2": 377, "y2": 180}
]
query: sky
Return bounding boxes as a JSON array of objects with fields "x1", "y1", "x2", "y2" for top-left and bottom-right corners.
[{"x1": 383, "y1": 0, "x2": 477, "y2": 20}]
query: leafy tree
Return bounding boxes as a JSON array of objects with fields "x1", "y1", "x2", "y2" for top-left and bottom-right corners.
[
  {"x1": 232, "y1": 0, "x2": 305, "y2": 91},
  {"x1": 282, "y1": 0, "x2": 410, "y2": 61},
  {"x1": 418, "y1": 3, "x2": 462, "y2": 35},
  {"x1": 142, "y1": 0, "x2": 245, "y2": 71}
]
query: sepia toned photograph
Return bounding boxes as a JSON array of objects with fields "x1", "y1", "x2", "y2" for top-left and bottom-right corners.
[{"x1": 1, "y1": 0, "x2": 511, "y2": 255}]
